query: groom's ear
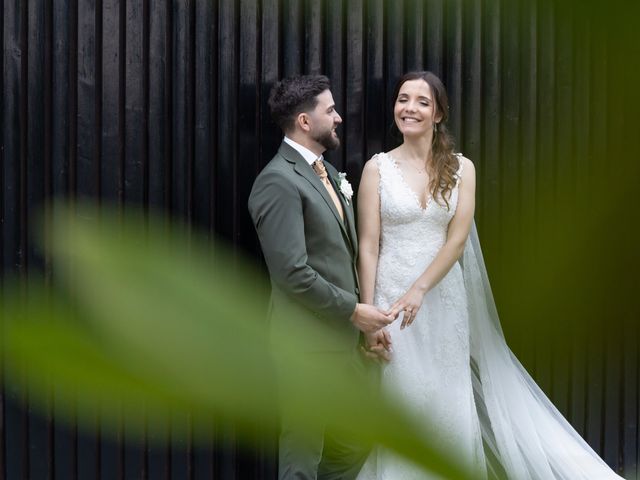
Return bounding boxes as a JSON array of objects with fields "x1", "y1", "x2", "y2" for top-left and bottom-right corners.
[{"x1": 296, "y1": 112, "x2": 312, "y2": 133}]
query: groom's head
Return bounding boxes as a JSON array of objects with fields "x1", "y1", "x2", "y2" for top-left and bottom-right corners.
[{"x1": 268, "y1": 75, "x2": 342, "y2": 151}]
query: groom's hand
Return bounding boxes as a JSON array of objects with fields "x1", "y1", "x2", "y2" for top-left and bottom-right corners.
[
  {"x1": 350, "y1": 303, "x2": 394, "y2": 334},
  {"x1": 360, "y1": 330, "x2": 392, "y2": 363}
]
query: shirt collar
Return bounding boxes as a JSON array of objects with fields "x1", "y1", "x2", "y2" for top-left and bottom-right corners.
[{"x1": 284, "y1": 136, "x2": 323, "y2": 165}]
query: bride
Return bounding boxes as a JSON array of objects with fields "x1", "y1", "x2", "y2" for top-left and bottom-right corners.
[{"x1": 355, "y1": 71, "x2": 622, "y2": 479}]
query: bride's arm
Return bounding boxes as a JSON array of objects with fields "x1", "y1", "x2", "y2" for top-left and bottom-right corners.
[
  {"x1": 390, "y1": 157, "x2": 476, "y2": 328},
  {"x1": 357, "y1": 158, "x2": 381, "y2": 306},
  {"x1": 357, "y1": 158, "x2": 393, "y2": 353}
]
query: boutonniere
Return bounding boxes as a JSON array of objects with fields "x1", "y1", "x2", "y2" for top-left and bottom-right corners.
[{"x1": 335, "y1": 172, "x2": 353, "y2": 205}]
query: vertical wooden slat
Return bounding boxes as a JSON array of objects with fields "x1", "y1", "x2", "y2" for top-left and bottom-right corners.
[
  {"x1": 363, "y1": 0, "x2": 384, "y2": 160},
  {"x1": 123, "y1": 0, "x2": 147, "y2": 209},
  {"x1": 52, "y1": 8, "x2": 75, "y2": 457},
  {"x1": 623, "y1": 317, "x2": 638, "y2": 475},
  {"x1": 384, "y1": 0, "x2": 403, "y2": 99},
  {"x1": 0, "y1": 2, "x2": 6, "y2": 477},
  {"x1": 99, "y1": 2, "x2": 124, "y2": 477},
  {"x1": 52, "y1": 0, "x2": 71, "y2": 201},
  {"x1": 76, "y1": 0, "x2": 98, "y2": 201},
  {"x1": 304, "y1": 0, "x2": 322, "y2": 74},
  {"x1": 255, "y1": 0, "x2": 279, "y2": 259},
  {"x1": 2, "y1": 1, "x2": 28, "y2": 479},
  {"x1": 2, "y1": 0, "x2": 25, "y2": 276},
  {"x1": 192, "y1": 439, "x2": 213, "y2": 480},
  {"x1": 171, "y1": 0, "x2": 193, "y2": 223},
  {"x1": 147, "y1": 0, "x2": 169, "y2": 213},
  {"x1": 146, "y1": 420, "x2": 170, "y2": 480},
  {"x1": 259, "y1": 0, "x2": 279, "y2": 168},
  {"x1": 93, "y1": 0, "x2": 103, "y2": 206},
  {"x1": 170, "y1": 417, "x2": 192, "y2": 480},
  {"x1": 515, "y1": 0, "x2": 536, "y2": 373},
  {"x1": 444, "y1": 0, "x2": 462, "y2": 140},
  {"x1": 461, "y1": 0, "x2": 482, "y2": 163},
  {"x1": 424, "y1": 0, "x2": 444, "y2": 76},
  {"x1": 122, "y1": 0, "x2": 148, "y2": 455},
  {"x1": 404, "y1": 0, "x2": 424, "y2": 71},
  {"x1": 499, "y1": 0, "x2": 520, "y2": 248},
  {"x1": 533, "y1": 0, "x2": 554, "y2": 399},
  {"x1": 603, "y1": 335, "x2": 623, "y2": 470},
  {"x1": 216, "y1": 0, "x2": 238, "y2": 243},
  {"x1": 26, "y1": 0, "x2": 45, "y2": 263},
  {"x1": 568, "y1": 10, "x2": 590, "y2": 437},
  {"x1": 100, "y1": 0, "x2": 122, "y2": 205},
  {"x1": 479, "y1": 0, "x2": 501, "y2": 276},
  {"x1": 214, "y1": 1, "x2": 239, "y2": 476},
  {"x1": 324, "y1": 0, "x2": 345, "y2": 170},
  {"x1": 192, "y1": 0, "x2": 214, "y2": 236},
  {"x1": 345, "y1": 0, "x2": 364, "y2": 182},
  {"x1": 26, "y1": 0, "x2": 52, "y2": 476},
  {"x1": 552, "y1": 12, "x2": 575, "y2": 434},
  {"x1": 498, "y1": 0, "x2": 524, "y2": 370},
  {"x1": 281, "y1": 0, "x2": 303, "y2": 77},
  {"x1": 237, "y1": 0, "x2": 260, "y2": 256}
]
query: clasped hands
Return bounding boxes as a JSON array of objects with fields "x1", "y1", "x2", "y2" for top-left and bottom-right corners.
[{"x1": 350, "y1": 286, "x2": 425, "y2": 363}]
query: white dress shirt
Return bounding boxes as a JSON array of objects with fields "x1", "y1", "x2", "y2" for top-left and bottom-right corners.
[{"x1": 283, "y1": 136, "x2": 322, "y2": 165}]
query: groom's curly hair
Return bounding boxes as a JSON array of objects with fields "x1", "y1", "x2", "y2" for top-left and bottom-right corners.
[{"x1": 268, "y1": 75, "x2": 331, "y2": 134}]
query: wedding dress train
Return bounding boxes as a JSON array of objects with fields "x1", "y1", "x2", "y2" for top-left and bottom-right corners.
[{"x1": 356, "y1": 152, "x2": 622, "y2": 480}]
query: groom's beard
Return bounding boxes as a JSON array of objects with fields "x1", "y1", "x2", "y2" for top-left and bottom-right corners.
[{"x1": 314, "y1": 128, "x2": 340, "y2": 151}]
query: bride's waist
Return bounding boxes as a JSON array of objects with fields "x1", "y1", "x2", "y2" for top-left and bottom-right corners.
[
  {"x1": 374, "y1": 257, "x2": 464, "y2": 305},
  {"x1": 378, "y1": 243, "x2": 443, "y2": 265},
  {"x1": 379, "y1": 232, "x2": 445, "y2": 252}
]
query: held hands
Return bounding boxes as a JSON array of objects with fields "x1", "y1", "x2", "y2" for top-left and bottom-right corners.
[
  {"x1": 389, "y1": 285, "x2": 426, "y2": 329},
  {"x1": 351, "y1": 304, "x2": 394, "y2": 364},
  {"x1": 360, "y1": 329, "x2": 392, "y2": 363},
  {"x1": 350, "y1": 303, "x2": 395, "y2": 334}
]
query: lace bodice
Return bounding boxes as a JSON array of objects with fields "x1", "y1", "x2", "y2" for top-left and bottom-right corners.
[{"x1": 373, "y1": 152, "x2": 465, "y2": 308}]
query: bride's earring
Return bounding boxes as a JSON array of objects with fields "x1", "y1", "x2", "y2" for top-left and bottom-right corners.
[{"x1": 434, "y1": 123, "x2": 439, "y2": 133}]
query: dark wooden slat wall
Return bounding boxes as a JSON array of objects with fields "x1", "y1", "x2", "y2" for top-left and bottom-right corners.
[{"x1": 1, "y1": 0, "x2": 637, "y2": 478}]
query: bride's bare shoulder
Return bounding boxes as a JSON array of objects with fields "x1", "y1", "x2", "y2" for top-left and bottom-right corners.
[
  {"x1": 453, "y1": 154, "x2": 476, "y2": 185},
  {"x1": 362, "y1": 153, "x2": 389, "y2": 183},
  {"x1": 454, "y1": 153, "x2": 475, "y2": 171},
  {"x1": 363, "y1": 152, "x2": 386, "y2": 171}
]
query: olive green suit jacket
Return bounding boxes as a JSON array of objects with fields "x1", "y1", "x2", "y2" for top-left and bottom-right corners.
[{"x1": 248, "y1": 141, "x2": 360, "y2": 353}]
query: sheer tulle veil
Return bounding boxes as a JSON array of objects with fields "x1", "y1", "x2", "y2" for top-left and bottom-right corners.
[{"x1": 463, "y1": 222, "x2": 623, "y2": 479}]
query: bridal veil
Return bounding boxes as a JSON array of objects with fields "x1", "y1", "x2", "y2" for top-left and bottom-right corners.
[{"x1": 463, "y1": 223, "x2": 622, "y2": 479}]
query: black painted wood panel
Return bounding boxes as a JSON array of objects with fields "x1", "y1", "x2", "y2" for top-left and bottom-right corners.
[{"x1": 1, "y1": 0, "x2": 638, "y2": 478}]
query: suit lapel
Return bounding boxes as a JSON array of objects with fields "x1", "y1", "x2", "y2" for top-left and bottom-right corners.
[{"x1": 279, "y1": 143, "x2": 353, "y2": 252}]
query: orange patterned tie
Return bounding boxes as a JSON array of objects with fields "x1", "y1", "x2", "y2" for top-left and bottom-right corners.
[{"x1": 312, "y1": 158, "x2": 344, "y2": 221}]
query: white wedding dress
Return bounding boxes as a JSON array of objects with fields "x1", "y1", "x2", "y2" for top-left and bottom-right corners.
[{"x1": 356, "y1": 152, "x2": 623, "y2": 480}]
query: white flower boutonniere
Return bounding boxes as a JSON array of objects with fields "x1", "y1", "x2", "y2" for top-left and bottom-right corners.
[{"x1": 335, "y1": 172, "x2": 353, "y2": 205}]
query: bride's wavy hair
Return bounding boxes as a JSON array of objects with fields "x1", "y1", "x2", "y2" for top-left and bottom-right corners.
[{"x1": 392, "y1": 71, "x2": 458, "y2": 210}]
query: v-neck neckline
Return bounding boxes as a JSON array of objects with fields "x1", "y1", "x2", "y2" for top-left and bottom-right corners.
[{"x1": 386, "y1": 152, "x2": 432, "y2": 212}]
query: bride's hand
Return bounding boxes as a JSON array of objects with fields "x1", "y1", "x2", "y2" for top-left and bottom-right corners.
[{"x1": 390, "y1": 286, "x2": 425, "y2": 329}]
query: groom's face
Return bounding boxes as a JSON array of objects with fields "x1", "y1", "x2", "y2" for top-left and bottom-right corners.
[{"x1": 308, "y1": 90, "x2": 342, "y2": 151}]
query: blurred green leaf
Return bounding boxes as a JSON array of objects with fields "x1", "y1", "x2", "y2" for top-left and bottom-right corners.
[{"x1": 0, "y1": 205, "x2": 475, "y2": 479}]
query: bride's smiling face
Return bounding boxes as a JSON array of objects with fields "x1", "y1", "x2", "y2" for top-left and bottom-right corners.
[{"x1": 394, "y1": 79, "x2": 441, "y2": 138}]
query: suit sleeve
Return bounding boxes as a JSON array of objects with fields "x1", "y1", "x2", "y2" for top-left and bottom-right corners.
[{"x1": 248, "y1": 171, "x2": 358, "y2": 321}]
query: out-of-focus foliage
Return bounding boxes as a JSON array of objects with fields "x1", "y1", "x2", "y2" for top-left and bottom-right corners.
[
  {"x1": 475, "y1": 0, "x2": 640, "y2": 364},
  {"x1": 1, "y1": 206, "x2": 473, "y2": 480}
]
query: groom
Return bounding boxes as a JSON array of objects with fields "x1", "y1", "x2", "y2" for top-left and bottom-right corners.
[{"x1": 248, "y1": 75, "x2": 393, "y2": 480}]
